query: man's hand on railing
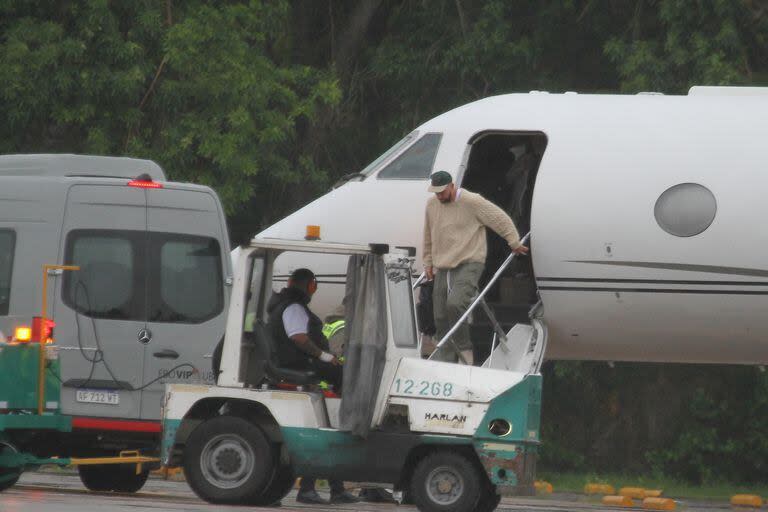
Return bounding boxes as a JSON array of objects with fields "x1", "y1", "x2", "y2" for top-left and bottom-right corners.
[
  {"x1": 513, "y1": 245, "x2": 529, "y2": 255},
  {"x1": 424, "y1": 266, "x2": 434, "y2": 280}
]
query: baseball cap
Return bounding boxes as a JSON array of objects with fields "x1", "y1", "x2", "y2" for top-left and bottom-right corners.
[{"x1": 428, "y1": 170, "x2": 453, "y2": 193}]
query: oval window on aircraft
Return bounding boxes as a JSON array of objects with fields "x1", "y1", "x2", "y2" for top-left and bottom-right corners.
[{"x1": 654, "y1": 183, "x2": 717, "y2": 237}]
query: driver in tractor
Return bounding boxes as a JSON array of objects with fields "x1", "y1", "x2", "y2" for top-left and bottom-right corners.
[{"x1": 266, "y1": 268, "x2": 360, "y2": 505}]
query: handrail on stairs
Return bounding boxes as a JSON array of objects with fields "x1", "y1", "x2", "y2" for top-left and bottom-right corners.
[{"x1": 427, "y1": 232, "x2": 531, "y2": 364}]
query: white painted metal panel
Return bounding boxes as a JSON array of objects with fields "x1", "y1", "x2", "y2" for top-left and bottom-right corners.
[{"x1": 165, "y1": 384, "x2": 328, "y2": 428}]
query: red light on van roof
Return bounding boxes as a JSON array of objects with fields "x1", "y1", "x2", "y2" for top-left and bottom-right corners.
[{"x1": 128, "y1": 179, "x2": 163, "y2": 189}]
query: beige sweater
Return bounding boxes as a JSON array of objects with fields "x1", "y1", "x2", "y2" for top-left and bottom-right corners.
[{"x1": 422, "y1": 189, "x2": 522, "y2": 270}]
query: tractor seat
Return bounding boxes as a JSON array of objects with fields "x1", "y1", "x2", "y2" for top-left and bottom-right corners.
[{"x1": 244, "y1": 322, "x2": 317, "y2": 386}]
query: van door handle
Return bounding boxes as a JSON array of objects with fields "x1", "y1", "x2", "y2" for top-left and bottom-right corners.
[{"x1": 153, "y1": 349, "x2": 179, "y2": 359}]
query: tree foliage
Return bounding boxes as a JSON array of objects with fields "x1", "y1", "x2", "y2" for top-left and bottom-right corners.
[
  {"x1": 0, "y1": 0, "x2": 340, "y2": 222},
  {"x1": 605, "y1": 0, "x2": 766, "y2": 92}
]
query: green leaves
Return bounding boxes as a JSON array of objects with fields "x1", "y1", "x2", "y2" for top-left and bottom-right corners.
[
  {"x1": 0, "y1": 0, "x2": 340, "y2": 221},
  {"x1": 137, "y1": 1, "x2": 340, "y2": 216},
  {"x1": 647, "y1": 368, "x2": 768, "y2": 484},
  {"x1": 605, "y1": 0, "x2": 754, "y2": 93}
]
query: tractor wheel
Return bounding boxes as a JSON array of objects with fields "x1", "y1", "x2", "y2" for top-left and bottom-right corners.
[
  {"x1": 0, "y1": 472, "x2": 19, "y2": 493},
  {"x1": 410, "y1": 450, "x2": 483, "y2": 512},
  {"x1": 0, "y1": 443, "x2": 21, "y2": 492},
  {"x1": 79, "y1": 464, "x2": 150, "y2": 493},
  {"x1": 249, "y1": 464, "x2": 295, "y2": 506},
  {"x1": 474, "y1": 485, "x2": 501, "y2": 512},
  {"x1": 184, "y1": 415, "x2": 274, "y2": 504}
]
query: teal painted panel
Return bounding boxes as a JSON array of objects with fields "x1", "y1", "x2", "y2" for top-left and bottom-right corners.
[
  {"x1": 472, "y1": 375, "x2": 541, "y2": 494},
  {"x1": 161, "y1": 419, "x2": 182, "y2": 465},
  {"x1": 0, "y1": 414, "x2": 71, "y2": 431},
  {"x1": 281, "y1": 427, "x2": 366, "y2": 471},
  {"x1": 474, "y1": 375, "x2": 542, "y2": 443},
  {"x1": 280, "y1": 427, "x2": 470, "y2": 478},
  {"x1": 0, "y1": 344, "x2": 61, "y2": 411},
  {"x1": 0, "y1": 450, "x2": 72, "y2": 470}
]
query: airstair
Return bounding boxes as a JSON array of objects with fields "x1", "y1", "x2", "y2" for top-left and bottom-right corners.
[{"x1": 415, "y1": 233, "x2": 546, "y2": 373}]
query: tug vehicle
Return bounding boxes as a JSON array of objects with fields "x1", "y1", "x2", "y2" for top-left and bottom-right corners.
[
  {"x1": 0, "y1": 265, "x2": 158, "y2": 492},
  {"x1": 161, "y1": 237, "x2": 544, "y2": 511}
]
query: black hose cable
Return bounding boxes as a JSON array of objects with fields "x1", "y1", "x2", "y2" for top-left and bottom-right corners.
[
  {"x1": 47, "y1": 365, "x2": 63, "y2": 383},
  {"x1": 79, "y1": 281, "x2": 130, "y2": 389},
  {"x1": 71, "y1": 279, "x2": 201, "y2": 391},
  {"x1": 72, "y1": 281, "x2": 102, "y2": 389}
]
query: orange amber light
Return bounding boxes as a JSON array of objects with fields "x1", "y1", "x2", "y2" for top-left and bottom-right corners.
[
  {"x1": 305, "y1": 225, "x2": 321, "y2": 240},
  {"x1": 14, "y1": 326, "x2": 32, "y2": 343}
]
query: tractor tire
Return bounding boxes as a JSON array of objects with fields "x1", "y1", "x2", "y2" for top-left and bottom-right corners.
[
  {"x1": 410, "y1": 450, "x2": 483, "y2": 512},
  {"x1": 78, "y1": 464, "x2": 150, "y2": 493},
  {"x1": 249, "y1": 464, "x2": 295, "y2": 506},
  {"x1": 183, "y1": 415, "x2": 274, "y2": 504},
  {"x1": 474, "y1": 487, "x2": 501, "y2": 512},
  {"x1": 0, "y1": 443, "x2": 21, "y2": 492},
  {"x1": 0, "y1": 472, "x2": 19, "y2": 492}
]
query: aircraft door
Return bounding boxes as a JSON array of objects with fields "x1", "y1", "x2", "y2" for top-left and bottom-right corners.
[
  {"x1": 56, "y1": 184, "x2": 148, "y2": 420},
  {"x1": 140, "y1": 188, "x2": 228, "y2": 419}
]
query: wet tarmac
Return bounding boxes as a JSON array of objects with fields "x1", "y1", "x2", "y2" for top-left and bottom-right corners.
[{"x1": 0, "y1": 471, "x2": 737, "y2": 511}]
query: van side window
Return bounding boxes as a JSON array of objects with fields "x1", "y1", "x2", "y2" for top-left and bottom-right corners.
[
  {"x1": 150, "y1": 235, "x2": 223, "y2": 324},
  {"x1": 377, "y1": 133, "x2": 443, "y2": 180},
  {"x1": 64, "y1": 231, "x2": 223, "y2": 324},
  {"x1": 0, "y1": 230, "x2": 15, "y2": 316},
  {"x1": 64, "y1": 231, "x2": 142, "y2": 320}
]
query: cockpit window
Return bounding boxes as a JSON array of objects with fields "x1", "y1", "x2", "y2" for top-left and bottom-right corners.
[
  {"x1": 377, "y1": 133, "x2": 443, "y2": 180},
  {"x1": 360, "y1": 132, "x2": 417, "y2": 176}
]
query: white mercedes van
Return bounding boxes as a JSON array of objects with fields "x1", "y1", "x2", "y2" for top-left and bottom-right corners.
[{"x1": 0, "y1": 154, "x2": 231, "y2": 491}]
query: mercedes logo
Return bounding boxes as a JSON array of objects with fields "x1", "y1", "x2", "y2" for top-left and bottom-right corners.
[{"x1": 137, "y1": 328, "x2": 152, "y2": 345}]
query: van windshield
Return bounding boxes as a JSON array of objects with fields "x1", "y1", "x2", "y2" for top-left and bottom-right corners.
[
  {"x1": 0, "y1": 230, "x2": 14, "y2": 316},
  {"x1": 360, "y1": 132, "x2": 416, "y2": 176}
]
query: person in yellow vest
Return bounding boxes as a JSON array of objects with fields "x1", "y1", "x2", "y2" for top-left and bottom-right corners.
[{"x1": 422, "y1": 170, "x2": 528, "y2": 365}]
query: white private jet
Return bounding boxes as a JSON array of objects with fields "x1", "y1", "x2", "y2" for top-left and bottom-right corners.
[{"x1": 257, "y1": 86, "x2": 768, "y2": 365}]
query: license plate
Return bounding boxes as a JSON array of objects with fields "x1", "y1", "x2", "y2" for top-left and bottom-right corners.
[{"x1": 76, "y1": 389, "x2": 120, "y2": 405}]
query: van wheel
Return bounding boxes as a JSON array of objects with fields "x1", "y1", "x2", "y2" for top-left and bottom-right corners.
[
  {"x1": 78, "y1": 464, "x2": 150, "y2": 493},
  {"x1": 411, "y1": 450, "x2": 482, "y2": 512},
  {"x1": 109, "y1": 466, "x2": 150, "y2": 493},
  {"x1": 184, "y1": 416, "x2": 273, "y2": 504},
  {"x1": 249, "y1": 464, "x2": 295, "y2": 506},
  {"x1": 78, "y1": 465, "x2": 112, "y2": 491}
]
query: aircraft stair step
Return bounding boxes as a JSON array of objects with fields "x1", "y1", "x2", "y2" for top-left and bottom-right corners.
[
  {"x1": 470, "y1": 303, "x2": 531, "y2": 326},
  {"x1": 480, "y1": 321, "x2": 547, "y2": 374},
  {"x1": 470, "y1": 324, "x2": 530, "y2": 362}
]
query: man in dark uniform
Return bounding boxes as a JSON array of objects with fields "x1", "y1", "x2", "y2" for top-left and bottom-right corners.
[
  {"x1": 267, "y1": 268, "x2": 343, "y2": 389},
  {"x1": 266, "y1": 268, "x2": 358, "y2": 504}
]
